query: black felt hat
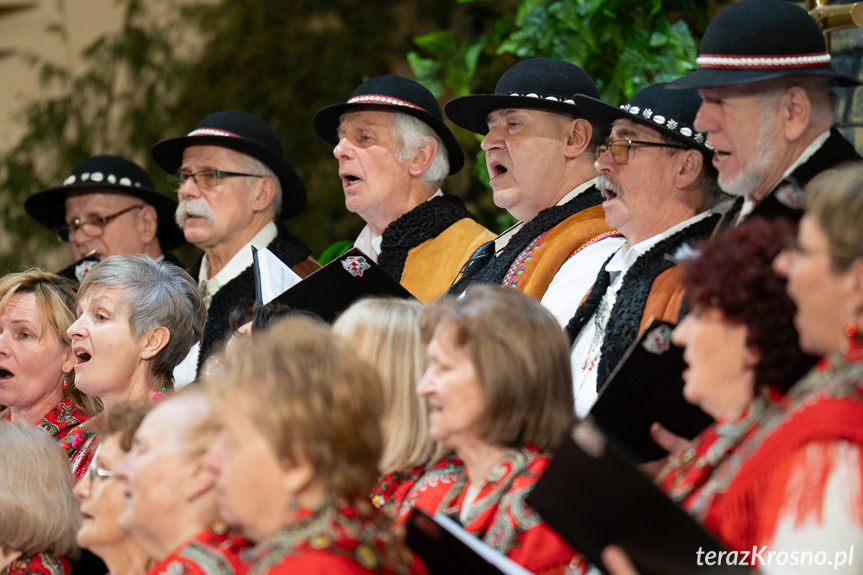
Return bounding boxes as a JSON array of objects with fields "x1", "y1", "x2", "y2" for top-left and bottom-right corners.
[
  {"x1": 574, "y1": 83, "x2": 713, "y2": 157},
  {"x1": 669, "y1": 0, "x2": 861, "y2": 90},
  {"x1": 24, "y1": 155, "x2": 186, "y2": 250},
  {"x1": 313, "y1": 75, "x2": 464, "y2": 174},
  {"x1": 444, "y1": 58, "x2": 599, "y2": 135},
  {"x1": 150, "y1": 110, "x2": 306, "y2": 218}
]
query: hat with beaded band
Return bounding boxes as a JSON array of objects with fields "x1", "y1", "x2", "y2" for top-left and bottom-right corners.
[
  {"x1": 25, "y1": 155, "x2": 186, "y2": 250},
  {"x1": 574, "y1": 83, "x2": 713, "y2": 158},
  {"x1": 151, "y1": 110, "x2": 306, "y2": 219},
  {"x1": 313, "y1": 75, "x2": 464, "y2": 175},
  {"x1": 444, "y1": 58, "x2": 599, "y2": 135},
  {"x1": 668, "y1": 0, "x2": 860, "y2": 90}
]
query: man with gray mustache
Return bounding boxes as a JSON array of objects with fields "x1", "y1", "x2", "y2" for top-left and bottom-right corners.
[
  {"x1": 151, "y1": 110, "x2": 319, "y2": 386},
  {"x1": 563, "y1": 83, "x2": 722, "y2": 417}
]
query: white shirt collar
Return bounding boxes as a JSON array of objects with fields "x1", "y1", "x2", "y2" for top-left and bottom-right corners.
[
  {"x1": 607, "y1": 211, "x2": 713, "y2": 275},
  {"x1": 353, "y1": 189, "x2": 443, "y2": 262},
  {"x1": 198, "y1": 221, "x2": 278, "y2": 308}
]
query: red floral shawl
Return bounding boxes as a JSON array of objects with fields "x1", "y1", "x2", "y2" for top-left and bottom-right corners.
[
  {"x1": 244, "y1": 496, "x2": 426, "y2": 575},
  {"x1": 147, "y1": 525, "x2": 250, "y2": 575},
  {"x1": 702, "y1": 342, "x2": 863, "y2": 551},
  {"x1": 417, "y1": 446, "x2": 587, "y2": 575},
  {"x1": 1, "y1": 553, "x2": 70, "y2": 575}
]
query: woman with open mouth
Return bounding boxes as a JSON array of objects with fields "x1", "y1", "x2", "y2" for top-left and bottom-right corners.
[
  {"x1": 0, "y1": 269, "x2": 100, "y2": 477},
  {"x1": 65, "y1": 254, "x2": 206, "y2": 483}
]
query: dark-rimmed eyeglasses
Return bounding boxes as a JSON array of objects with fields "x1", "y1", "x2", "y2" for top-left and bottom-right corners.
[
  {"x1": 599, "y1": 139, "x2": 688, "y2": 165},
  {"x1": 167, "y1": 170, "x2": 265, "y2": 193},
  {"x1": 54, "y1": 205, "x2": 144, "y2": 243}
]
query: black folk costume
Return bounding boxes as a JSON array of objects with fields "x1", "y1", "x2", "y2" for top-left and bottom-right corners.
[
  {"x1": 716, "y1": 127, "x2": 862, "y2": 232},
  {"x1": 447, "y1": 187, "x2": 616, "y2": 301},
  {"x1": 189, "y1": 224, "x2": 317, "y2": 376},
  {"x1": 375, "y1": 194, "x2": 495, "y2": 303}
]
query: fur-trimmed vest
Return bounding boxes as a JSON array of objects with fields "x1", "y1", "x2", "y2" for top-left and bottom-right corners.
[
  {"x1": 449, "y1": 187, "x2": 616, "y2": 300},
  {"x1": 376, "y1": 195, "x2": 495, "y2": 303},
  {"x1": 715, "y1": 127, "x2": 861, "y2": 232},
  {"x1": 566, "y1": 213, "x2": 721, "y2": 388},
  {"x1": 189, "y1": 224, "x2": 319, "y2": 376}
]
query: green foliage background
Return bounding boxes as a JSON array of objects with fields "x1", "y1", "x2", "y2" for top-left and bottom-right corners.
[{"x1": 0, "y1": 0, "x2": 703, "y2": 272}]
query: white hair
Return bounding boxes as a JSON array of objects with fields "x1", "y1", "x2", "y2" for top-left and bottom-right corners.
[
  {"x1": 391, "y1": 112, "x2": 450, "y2": 189},
  {"x1": 241, "y1": 155, "x2": 283, "y2": 217}
]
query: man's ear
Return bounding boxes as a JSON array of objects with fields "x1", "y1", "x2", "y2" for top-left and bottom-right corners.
[
  {"x1": 251, "y1": 177, "x2": 278, "y2": 213},
  {"x1": 674, "y1": 148, "x2": 704, "y2": 189},
  {"x1": 780, "y1": 86, "x2": 812, "y2": 143},
  {"x1": 138, "y1": 205, "x2": 159, "y2": 245},
  {"x1": 407, "y1": 138, "x2": 438, "y2": 177},
  {"x1": 563, "y1": 118, "x2": 592, "y2": 159}
]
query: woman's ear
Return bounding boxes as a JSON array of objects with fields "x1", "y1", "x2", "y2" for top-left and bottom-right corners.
[{"x1": 140, "y1": 326, "x2": 170, "y2": 360}]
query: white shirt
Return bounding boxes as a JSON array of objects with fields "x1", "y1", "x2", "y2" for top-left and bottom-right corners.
[
  {"x1": 570, "y1": 211, "x2": 713, "y2": 417},
  {"x1": 739, "y1": 129, "x2": 830, "y2": 221},
  {"x1": 540, "y1": 178, "x2": 625, "y2": 327},
  {"x1": 353, "y1": 189, "x2": 443, "y2": 262},
  {"x1": 172, "y1": 221, "x2": 278, "y2": 388}
]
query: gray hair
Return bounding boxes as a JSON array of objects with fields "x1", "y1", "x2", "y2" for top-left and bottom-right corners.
[
  {"x1": 242, "y1": 155, "x2": 283, "y2": 217},
  {"x1": 0, "y1": 422, "x2": 80, "y2": 558},
  {"x1": 391, "y1": 112, "x2": 450, "y2": 189},
  {"x1": 78, "y1": 255, "x2": 206, "y2": 384}
]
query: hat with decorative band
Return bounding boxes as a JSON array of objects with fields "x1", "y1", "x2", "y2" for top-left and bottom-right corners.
[
  {"x1": 669, "y1": 0, "x2": 861, "y2": 90},
  {"x1": 313, "y1": 75, "x2": 464, "y2": 175},
  {"x1": 444, "y1": 58, "x2": 599, "y2": 135},
  {"x1": 25, "y1": 155, "x2": 186, "y2": 250},
  {"x1": 151, "y1": 110, "x2": 306, "y2": 219},
  {"x1": 574, "y1": 83, "x2": 713, "y2": 157}
]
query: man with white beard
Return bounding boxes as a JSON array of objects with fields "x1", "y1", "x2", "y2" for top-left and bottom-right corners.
[
  {"x1": 668, "y1": 0, "x2": 861, "y2": 230},
  {"x1": 151, "y1": 110, "x2": 319, "y2": 385},
  {"x1": 564, "y1": 84, "x2": 721, "y2": 416}
]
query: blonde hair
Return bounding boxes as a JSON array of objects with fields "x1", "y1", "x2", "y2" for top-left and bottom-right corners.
[
  {"x1": 806, "y1": 162, "x2": 863, "y2": 272},
  {"x1": 0, "y1": 269, "x2": 100, "y2": 415},
  {"x1": 0, "y1": 422, "x2": 80, "y2": 558},
  {"x1": 421, "y1": 285, "x2": 575, "y2": 451},
  {"x1": 206, "y1": 316, "x2": 383, "y2": 497},
  {"x1": 334, "y1": 298, "x2": 448, "y2": 474}
]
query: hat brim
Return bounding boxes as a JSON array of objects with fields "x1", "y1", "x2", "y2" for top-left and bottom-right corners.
[
  {"x1": 667, "y1": 66, "x2": 862, "y2": 90},
  {"x1": 150, "y1": 135, "x2": 306, "y2": 219},
  {"x1": 312, "y1": 102, "x2": 465, "y2": 175},
  {"x1": 25, "y1": 183, "x2": 187, "y2": 251},
  {"x1": 444, "y1": 94, "x2": 588, "y2": 135},
  {"x1": 573, "y1": 95, "x2": 713, "y2": 158}
]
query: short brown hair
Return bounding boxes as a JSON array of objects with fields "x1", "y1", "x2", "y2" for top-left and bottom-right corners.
[
  {"x1": 421, "y1": 285, "x2": 574, "y2": 451},
  {"x1": 206, "y1": 316, "x2": 383, "y2": 497},
  {"x1": 0, "y1": 422, "x2": 80, "y2": 559}
]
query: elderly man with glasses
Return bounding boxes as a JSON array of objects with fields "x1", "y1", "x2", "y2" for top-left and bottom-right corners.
[
  {"x1": 25, "y1": 155, "x2": 186, "y2": 281},
  {"x1": 151, "y1": 110, "x2": 319, "y2": 386},
  {"x1": 564, "y1": 83, "x2": 722, "y2": 417}
]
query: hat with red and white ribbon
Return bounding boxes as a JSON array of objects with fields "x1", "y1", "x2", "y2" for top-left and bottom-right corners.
[
  {"x1": 313, "y1": 75, "x2": 464, "y2": 174},
  {"x1": 151, "y1": 110, "x2": 305, "y2": 219},
  {"x1": 669, "y1": 0, "x2": 860, "y2": 89}
]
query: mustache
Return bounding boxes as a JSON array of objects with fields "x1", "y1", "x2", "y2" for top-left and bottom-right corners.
[
  {"x1": 597, "y1": 175, "x2": 622, "y2": 196},
  {"x1": 175, "y1": 199, "x2": 214, "y2": 227}
]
